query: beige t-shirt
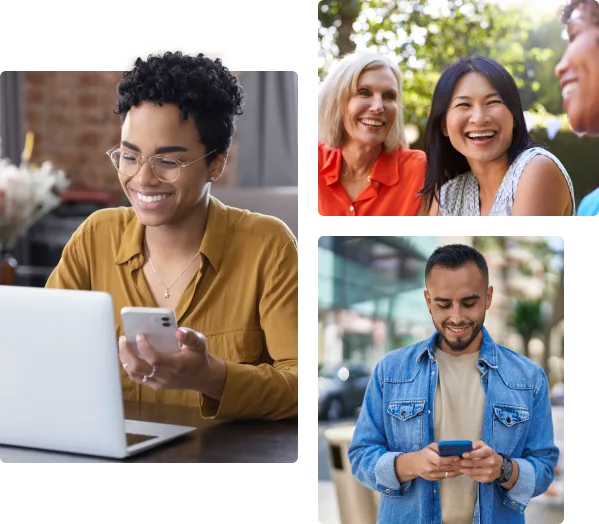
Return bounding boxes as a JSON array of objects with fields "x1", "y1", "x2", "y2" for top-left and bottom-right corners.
[{"x1": 434, "y1": 347, "x2": 486, "y2": 524}]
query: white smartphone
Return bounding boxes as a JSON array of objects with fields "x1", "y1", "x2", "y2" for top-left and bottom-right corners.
[{"x1": 120, "y1": 307, "x2": 179, "y2": 355}]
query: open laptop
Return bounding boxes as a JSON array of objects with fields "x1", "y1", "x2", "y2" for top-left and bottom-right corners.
[{"x1": 0, "y1": 285, "x2": 195, "y2": 459}]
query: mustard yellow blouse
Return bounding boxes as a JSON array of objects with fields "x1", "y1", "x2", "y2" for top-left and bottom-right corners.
[{"x1": 45, "y1": 196, "x2": 298, "y2": 420}]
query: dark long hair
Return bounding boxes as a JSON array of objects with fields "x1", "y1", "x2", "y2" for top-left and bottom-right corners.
[{"x1": 420, "y1": 56, "x2": 536, "y2": 208}]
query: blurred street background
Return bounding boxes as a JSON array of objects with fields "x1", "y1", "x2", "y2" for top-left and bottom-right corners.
[{"x1": 318, "y1": 236, "x2": 564, "y2": 524}]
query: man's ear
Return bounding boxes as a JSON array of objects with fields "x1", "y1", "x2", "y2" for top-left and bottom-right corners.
[
  {"x1": 424, "y1": 289, "x2": 432, "y2": 313},
  {"x1": 485, "y1": 285, "x2": 494, "y2": 310}
]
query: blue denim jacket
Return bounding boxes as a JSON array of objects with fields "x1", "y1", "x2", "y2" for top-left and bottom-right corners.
[{"x1": 348, "y1": 327, "x2": 558, "y2": 524}]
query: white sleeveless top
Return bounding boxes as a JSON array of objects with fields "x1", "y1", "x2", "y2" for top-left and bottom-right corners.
[{"x1": 438, "y1": 147, "x2": 576, "y2": 216}]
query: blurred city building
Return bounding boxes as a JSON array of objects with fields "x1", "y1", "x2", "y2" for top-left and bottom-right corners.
[{"x1": 318, "y1": 236, "x2": 564, "y2": 383}]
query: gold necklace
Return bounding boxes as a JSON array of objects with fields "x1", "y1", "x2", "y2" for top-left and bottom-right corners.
[
  {"x1": 341, "y1": 168, "x2": 373, "y2": 182},
  {"x1": 145, "y1": 246, "x2": 201, "y2": 299},
  {"x1": 341, "y1": 163, "x2": 374, "y2": 182}
]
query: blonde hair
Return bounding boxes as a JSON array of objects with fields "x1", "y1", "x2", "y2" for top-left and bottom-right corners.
[{"x1": 318, "y1": 51, "x2": 406, "y2": 151}]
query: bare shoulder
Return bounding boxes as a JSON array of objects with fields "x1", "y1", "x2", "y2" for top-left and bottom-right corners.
[
  {"x1": 428, "y1": 196, "x2": 441, "y2": 216},
  {"x1": 512, "y1": 154, "x2": 572, "y2": 216},
  {"x1": 416, "y1": 197, "x2": 428, "y2": 216}
]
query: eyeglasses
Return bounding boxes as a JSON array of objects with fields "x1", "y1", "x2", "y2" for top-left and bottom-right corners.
[{"x1": 106, "y1": 146, "x2": 217, "y2": 183}]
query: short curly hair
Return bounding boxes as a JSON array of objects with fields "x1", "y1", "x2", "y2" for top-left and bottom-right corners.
[{"x1": 116, "y1": 51, "x2": 244, "y2": 163}]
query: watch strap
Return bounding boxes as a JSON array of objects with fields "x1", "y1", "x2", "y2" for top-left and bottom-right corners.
[{"x1": 496, "y1": 453, "x2": 513, "y2": 483}]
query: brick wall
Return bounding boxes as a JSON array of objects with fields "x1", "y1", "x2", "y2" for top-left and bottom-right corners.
[{"x1": 23, "y1": 71, "x2": 238, "y2": 193}]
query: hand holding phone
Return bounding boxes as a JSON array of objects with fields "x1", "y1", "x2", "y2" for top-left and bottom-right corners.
[
  {"x1": 120, "y1": 307, "x2": 179, "y2": 356},
  {"x1": 397, "y1": 442, "x2": 464, "y2": 483},
  {"x1": 438, "y1": 440, "x2": 473, "y2": 458}
]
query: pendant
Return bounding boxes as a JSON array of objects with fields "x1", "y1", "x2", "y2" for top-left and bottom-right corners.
[{"x1": 164, "y1": 291, "x2": 170, "y2": 299}]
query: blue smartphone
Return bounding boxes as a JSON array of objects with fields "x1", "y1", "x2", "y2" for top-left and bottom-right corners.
[{"x1": 438, "y1": 440, "x2": 473, "y2": 457}]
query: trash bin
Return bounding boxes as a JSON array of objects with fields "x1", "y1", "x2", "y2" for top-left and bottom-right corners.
[{"x1": 324, "y1": 425, "x2": 378, "y2": 524}]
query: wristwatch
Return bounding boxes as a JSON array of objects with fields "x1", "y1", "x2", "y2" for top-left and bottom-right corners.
[{"x1": 496, "y1": 453, "x2": 513, "y2": 484}]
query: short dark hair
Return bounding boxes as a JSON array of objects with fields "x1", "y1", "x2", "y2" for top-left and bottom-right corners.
[
  {"x1": 115, "y1": 51, "x2": 244, "y2": 164},
  {"x1": 419, "y1": 55, "x2": 536, "y2": 208},
  {"x1": 561, "y1": 0, "x2": 599, "y2": 25},
  {"x1": 425, "y1": 244, "x2": 489, "y2": 285}
]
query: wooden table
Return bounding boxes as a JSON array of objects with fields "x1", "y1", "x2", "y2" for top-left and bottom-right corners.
[{"x1": 0, "y1": 401, "x2": 298, "y2": 463}]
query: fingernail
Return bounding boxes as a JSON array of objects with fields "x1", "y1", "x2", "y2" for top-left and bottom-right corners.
[
  {"x1": 454, "y1": 457, "x2": 459, "y2": 462},
  {"x1": 119, "y1": 336, "x2": 125, "y2": 344},
  {"x1": 136, "y1": 334, "x2": 143, "y2": 343}
]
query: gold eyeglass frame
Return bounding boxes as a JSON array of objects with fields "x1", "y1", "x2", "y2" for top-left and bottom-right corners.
[{"x1": 106, "y1": 145, "x2": 217, "y2": 183}]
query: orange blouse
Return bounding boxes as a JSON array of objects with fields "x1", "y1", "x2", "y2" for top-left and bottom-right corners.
[{"x1": 318, "y1": 143, "x2": 426, "y2": 216}]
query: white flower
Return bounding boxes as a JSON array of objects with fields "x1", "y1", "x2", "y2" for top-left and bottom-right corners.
[{"x1": 0, "y1": 158, "x2": 70, "y2": 252}]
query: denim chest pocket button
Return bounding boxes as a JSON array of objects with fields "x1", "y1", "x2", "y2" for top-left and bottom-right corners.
[
  {"x1": 388, "y1": 400, "x2": 426, "y2": 452},
  {"x1": 388, "y1": 400, "x2": 426, "y2": 421},
  {"x1": 493, "y1": 405, "x2": 529, "y2": 427},
  {"x1": 492, "y1": 404, "x2": 530, "y2": 455}
]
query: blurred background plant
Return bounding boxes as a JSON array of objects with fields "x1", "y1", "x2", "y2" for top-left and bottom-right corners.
[{"x1": 0, "y1": 132, "x2": 70, "y2": 254}]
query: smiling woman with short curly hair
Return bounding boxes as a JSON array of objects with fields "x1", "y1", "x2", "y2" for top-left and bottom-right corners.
[
  {"x1": 116, "y1": 52, "x2": 244, "y2": 163},
  {"x1": 46, "y1": 52, "x2": 298, "y2": 421}
]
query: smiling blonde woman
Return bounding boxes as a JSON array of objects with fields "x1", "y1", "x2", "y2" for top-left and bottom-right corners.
[{"x1": 318, "y1": 52, "x2": 425, "y2": 216}]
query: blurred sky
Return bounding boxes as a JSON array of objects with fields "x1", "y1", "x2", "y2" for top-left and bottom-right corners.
[{"x1": 546, "y1": 236, "x2": 565, "y2": 270}]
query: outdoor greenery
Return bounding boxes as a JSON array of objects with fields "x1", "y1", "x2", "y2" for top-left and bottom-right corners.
[
  {"x1": 509, "y1": 298, "x2": 545, "y2": 360},
  {"x1": 319, "y1": 0, "x2": 567, "y2": 124},
  {"x1": 473, "y1": 236, "x2": 564, "y2": 374},
  {"x1": 318, "y1": 0, "x2": 599, "y2": 203}
]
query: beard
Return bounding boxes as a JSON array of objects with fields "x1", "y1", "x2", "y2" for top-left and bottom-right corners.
[{"x1": 434, "y1": 316, "x2": 485, "y2": 352}]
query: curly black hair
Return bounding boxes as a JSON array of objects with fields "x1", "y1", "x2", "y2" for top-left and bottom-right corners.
[
  {"x1": 116, "y1": 51, "x2": 244, "y2": 163},
  {"x1": 561, "y1": 0, "x2": 599, "y2": 25}
]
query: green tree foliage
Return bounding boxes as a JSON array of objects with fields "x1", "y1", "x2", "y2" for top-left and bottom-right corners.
[
  {"x1": 509, "y1": 298, "x2": 545, "y2": 360},
  {"x1": 318, "y1": 0, "x2": 566, "y2": 125},
  {"x1": 518, "y1": 19, "x2": 568, "y2": 115}
]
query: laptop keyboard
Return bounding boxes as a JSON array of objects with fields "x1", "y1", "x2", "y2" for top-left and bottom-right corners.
[{"x1": 126, "y1": 433, "x2": 157, "y2": 446}]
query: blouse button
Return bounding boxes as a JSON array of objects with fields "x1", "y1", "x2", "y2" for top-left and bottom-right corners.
[
  {"x1": 349, "y1": 205, "x2": 355, "y2": 212},
  {"x1": 374, "y1": 181, "x2": 379, "y2": 187}
]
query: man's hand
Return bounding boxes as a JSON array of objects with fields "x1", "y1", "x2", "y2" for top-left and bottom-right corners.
[
  {"x1": 118, "y1": 327, "x2": 227, "y2": 400},
  {"x1": 458, "y1": 441, "x2": 503, "y2": 483},
  {"x1": 396, "y1": 442, "x2": 463, "y2": 482}
]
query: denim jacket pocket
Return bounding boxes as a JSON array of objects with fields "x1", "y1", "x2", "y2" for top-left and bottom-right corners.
[
  {"x1": 388, "y1": 400, "x2": 426, "y2": 452},
  {"x1": 492, "y1": 404, "x2": 530, "y2": 456}
]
